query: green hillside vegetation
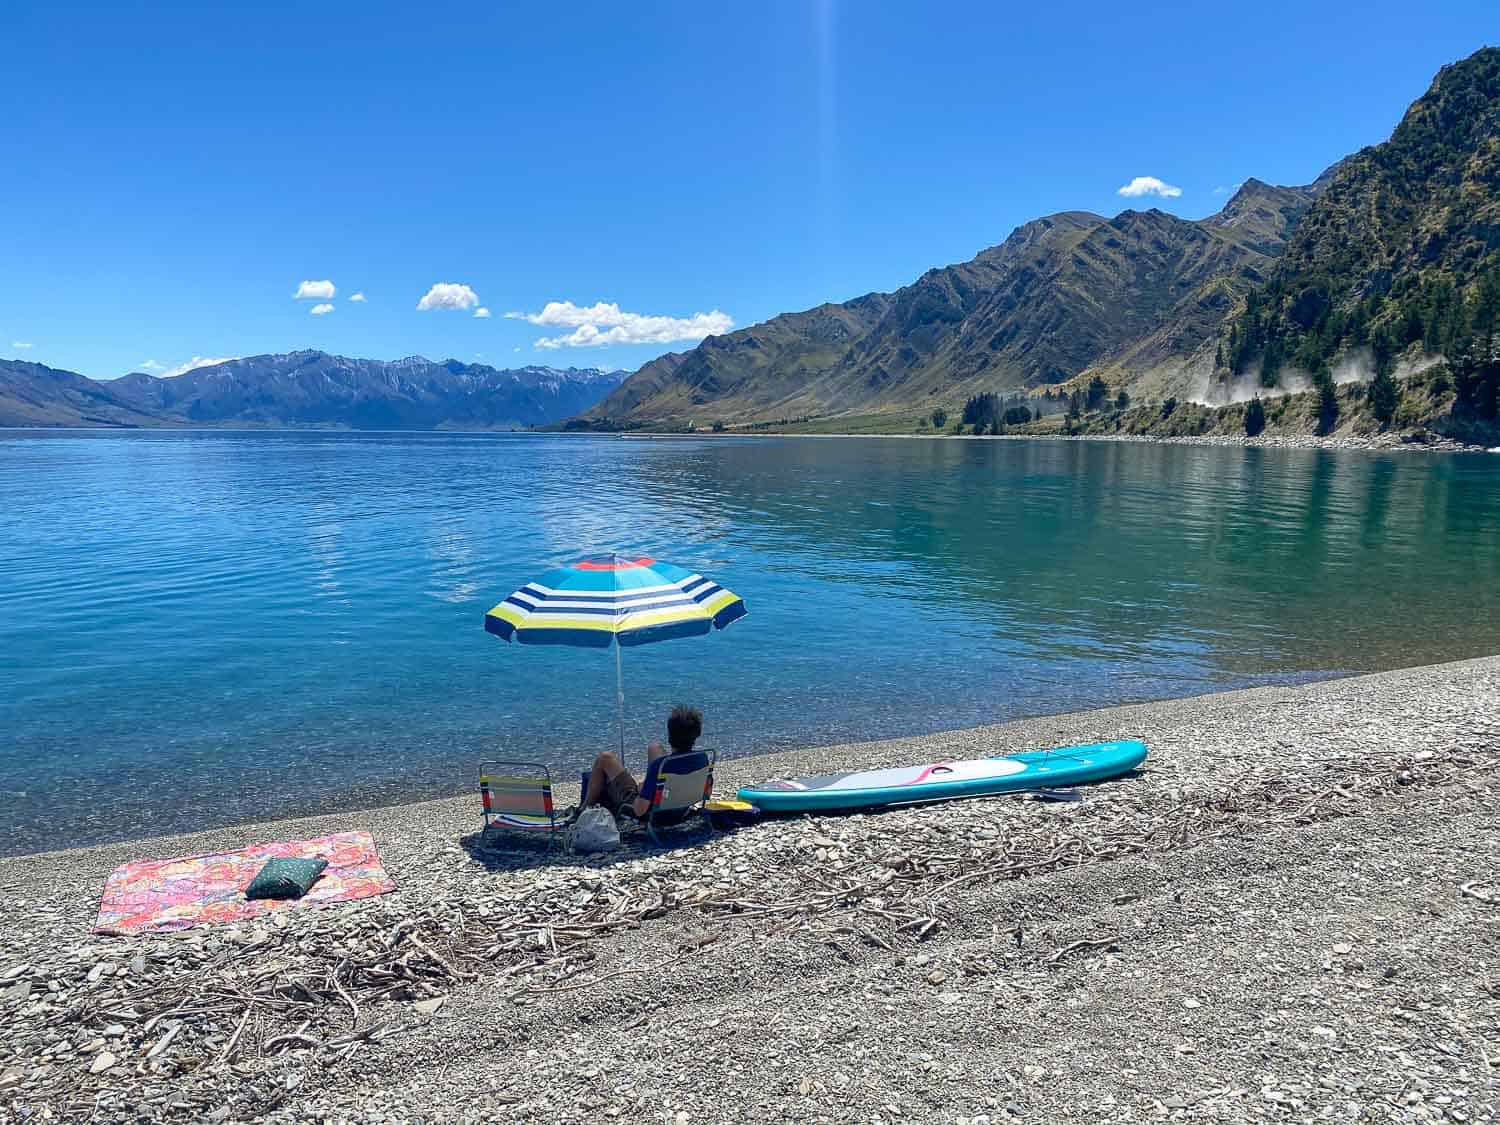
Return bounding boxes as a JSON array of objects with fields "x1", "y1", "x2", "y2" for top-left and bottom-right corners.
[
  {"x1": 1220, "y1": 47, "x2": 1500, "y2": 437},
  {"x1": 562, "y1": 48, "x2": 1500, "y2": 445}
]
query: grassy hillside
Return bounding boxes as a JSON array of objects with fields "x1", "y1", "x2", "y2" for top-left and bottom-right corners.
[
  {"x1": 581, "y1": 49, "x2": 1500, "y2": 444},
  {"x1": 0, "y1": 361, "x2": 161, "y2": 427},
  {"x1": 585, "y1": 183, "x2": 1315, "y2": 429}
]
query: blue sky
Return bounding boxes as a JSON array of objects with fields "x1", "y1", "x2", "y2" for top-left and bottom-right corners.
[{"x1": 3, "y1": 1, "x2": 1495, "y2": 379}]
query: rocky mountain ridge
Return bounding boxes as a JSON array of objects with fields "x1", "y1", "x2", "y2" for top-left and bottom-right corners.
[
  {"x1": 585, "y1": 179, "x2": 1319, "y2": 427},
  {"x1": 0, "y1": 352, "x2": 626, "y2": 430}
]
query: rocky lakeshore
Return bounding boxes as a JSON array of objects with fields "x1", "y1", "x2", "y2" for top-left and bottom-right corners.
[
  {"x1": 1055, "y1": 431, "x2": 1492, "y2": 455},
  {"x1": 708, "y1": 427, "x2": 1496, "y2": 455},
  {"x1": 1, "y1": 658, "x2": 1497, "y2": 1124}
]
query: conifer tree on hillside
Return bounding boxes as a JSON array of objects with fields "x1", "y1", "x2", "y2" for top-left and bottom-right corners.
[
  {"x1": 1245, "y1": 396, "x2": 1267, "y2": 436},
  {"x1": 1369, "y1": 365, "x2": 1399, "y2": 426}
]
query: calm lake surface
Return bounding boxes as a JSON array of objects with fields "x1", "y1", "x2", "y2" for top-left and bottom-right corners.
[{"x1": 3, "y1": 430, "x2": 1498, "y2": 855}]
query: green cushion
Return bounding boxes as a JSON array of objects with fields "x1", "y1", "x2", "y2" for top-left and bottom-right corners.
[{"x1": 245, "y1": 857, "x2": 328, "y2": 900}]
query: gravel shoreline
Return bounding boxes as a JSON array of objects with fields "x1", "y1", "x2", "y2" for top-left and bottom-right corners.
[
  {"x1": 714, "y1": 431, "x2": 1495, "y2": 454},
  {"x1": 2, "y1": 657, "x2": 1497, "y2": 1123}
]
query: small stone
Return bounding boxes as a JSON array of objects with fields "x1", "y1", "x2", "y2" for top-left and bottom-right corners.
[
  {"x1": 90, "y1": 1051, "x2": 117, "y2": 1075},
  {"x1": 926, "y1": 969, "x2": 948, "y2": 986},
  {"x1": 1332, "y1": 943, "x2": 1352, "y2": 956},
  {"x1": 1183, "y1": 998, "x2": 1200, "y2": 1009},
  {"x1": 413, "y1": 997, "x2": 445, "y2": 1015}
]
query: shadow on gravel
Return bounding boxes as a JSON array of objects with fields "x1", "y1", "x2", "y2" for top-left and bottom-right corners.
[{"x1": 456, "y1": 817, "x2": 717, "y2": 874}]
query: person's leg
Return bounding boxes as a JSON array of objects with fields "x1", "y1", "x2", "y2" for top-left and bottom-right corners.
[{"x1": 583, "y1": 752, "x2": 625, "y2": 807}]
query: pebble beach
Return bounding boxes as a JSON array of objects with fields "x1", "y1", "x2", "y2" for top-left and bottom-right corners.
[{"x1": 1, "y1": 656, "x2": 1497, "y2": 1123}]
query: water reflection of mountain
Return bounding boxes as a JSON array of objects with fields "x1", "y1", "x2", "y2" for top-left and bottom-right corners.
[{"x1": 617, "y1": 437, "x2": 1500, "y2": 678}]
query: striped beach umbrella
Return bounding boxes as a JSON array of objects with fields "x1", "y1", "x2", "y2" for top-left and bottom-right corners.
[{"x1": 484, "y1": 554, "x2": 747, "y2": 759}]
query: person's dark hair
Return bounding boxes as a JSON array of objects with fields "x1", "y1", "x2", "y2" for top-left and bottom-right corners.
[{"x1": 666, "y1": 705, "x2": 703, "y2": 752}]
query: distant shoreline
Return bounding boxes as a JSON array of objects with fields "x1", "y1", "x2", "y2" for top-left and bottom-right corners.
[
  {"x1": 618, "y1": 428, "x2": 1494, "y2": 454},
  {"x1": 6, "y1": 424, "x2": 1493, "y2": 453}
]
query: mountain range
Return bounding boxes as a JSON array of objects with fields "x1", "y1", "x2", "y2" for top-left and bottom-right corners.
[
  {"x1": 585, "y1": 47, "x2": 1500, "y2": 437},
  {"x1": 0, "y1": 352, "x2": 627, "y2": 430},
  {"x1": 585, "y1": 177, "x2": 1323, "y2": 427},
  {"x1": 7, "y1": 49, "x2": 1497, "y2": 441}
]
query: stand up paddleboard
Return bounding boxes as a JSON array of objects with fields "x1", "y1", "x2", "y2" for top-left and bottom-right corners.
[{"x1": 737, "y1": 739, "x2": 1147, "y2": 814}]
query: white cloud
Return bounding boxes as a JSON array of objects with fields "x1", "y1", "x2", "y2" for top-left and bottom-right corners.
[
  {"x1": 163, "y1": 356, "x2": 237, "y2": 378},
  {"x1": 1212, "y1": 181, "x2": 1243, "y2": 197},
  {"x1": 1117, "y1": 176, "x2": 1182, "y2": 199},
  {"x1": 310, "y1": 303, "x2": 335, "y2": 316},
  {"x1": 416, "y1": 282, "x2": 481, "y2": 311},
  {"x1": 12, "y1": 340, "x2": 34, "y2": 349},
  {"x1": 508, "y1": 300, "x2": 734, "y2": 349},
  {"x1": 139, "y1": 359, "x2": 165, "y2": 371},
  {"x1": 294, "y1": 279, "x2": 336, "y2": 300},
  {"x1": 348, "y1": 292, "x2": 367, "y2": 303},
  {"x1": 473, "y1": 307, "x2": 492, "y2": 319}
]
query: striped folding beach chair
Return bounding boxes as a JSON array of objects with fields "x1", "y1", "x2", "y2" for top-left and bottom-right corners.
[
  {"x1": 641, "y1": 748, "x2": 717, "y2": 842},
  {"x1": 579, "y1": 749, "x2": 718, "y2": 844},
  {"x1": 479, "y1": 761, "x2": 565, "y2": 847}
]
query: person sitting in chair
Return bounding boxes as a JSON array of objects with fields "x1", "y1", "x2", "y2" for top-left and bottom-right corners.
[{"x1": 583, "y1": 705, "x2": 703, "y2": 819}]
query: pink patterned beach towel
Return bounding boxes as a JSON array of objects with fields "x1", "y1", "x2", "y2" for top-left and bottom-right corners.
[{"x1": 95, "y1": 830, "x2": 396, "y2": 935}]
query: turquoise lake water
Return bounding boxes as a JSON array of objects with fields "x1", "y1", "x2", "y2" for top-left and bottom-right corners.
[{"x1": 2, "y1": 430, "x2": 1498, "y2": 855}]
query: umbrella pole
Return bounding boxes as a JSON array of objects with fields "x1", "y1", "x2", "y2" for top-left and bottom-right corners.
[{"x1": 614, "y1": 638, "x2": 626, "y2": 767}]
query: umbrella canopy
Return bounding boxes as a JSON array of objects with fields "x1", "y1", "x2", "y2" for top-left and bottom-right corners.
[
  {"x1": 484, "y1": 555, "x2": 746, "y2": 648},
  {"x1": 484, "y1": 554, "x2": 747, "y2": 763}
]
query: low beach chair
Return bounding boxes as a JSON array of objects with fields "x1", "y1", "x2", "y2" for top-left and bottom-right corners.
[
  {"x1": 478, "y1": 761, "x2": 565, "y2": 848},
  {"x1": 580, "y1": 748, "x2": 717, "y2": 843}
]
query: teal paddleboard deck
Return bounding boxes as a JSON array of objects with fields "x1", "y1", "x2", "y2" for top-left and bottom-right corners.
[{"x1": 737, "y1": 739, "x2": 1147, "y2": 813}]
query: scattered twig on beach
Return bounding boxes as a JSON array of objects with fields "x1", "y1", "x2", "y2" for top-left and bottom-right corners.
[
  {"x1": 518, "y1": 936, "x2": 751, "y2": 997},
  {"x1": 217, "y1": 1006, "x2": 252, "y2": 1068},
  {"x1": 1459, "y1": 880, "x2": 1494, "y2": 904},
  {"x1": 3, "y1": 743, "x2": 1494, "y2": 1117},
  {"x1": 1047, "y1": 936, "x2": 1119, "y2": 964}
]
